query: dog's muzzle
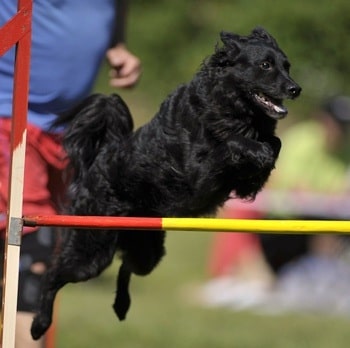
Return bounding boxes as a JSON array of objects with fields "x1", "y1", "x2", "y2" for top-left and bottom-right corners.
[{"x1": 253, "y1": 93, "x2": 288, "y2": 119}]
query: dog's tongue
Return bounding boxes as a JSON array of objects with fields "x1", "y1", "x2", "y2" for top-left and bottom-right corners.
[{"x1": 272, "y1": 103, "x2": 287, "y2": 116}]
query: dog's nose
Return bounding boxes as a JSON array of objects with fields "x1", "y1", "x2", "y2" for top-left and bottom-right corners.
[{"x1": 287, "y1": 84, "x2": 301, "y2": 98}]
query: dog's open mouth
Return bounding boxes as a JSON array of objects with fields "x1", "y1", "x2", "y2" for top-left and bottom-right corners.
[{"x1": 253, "y1": 93, "x2": 288, "y2": 119}]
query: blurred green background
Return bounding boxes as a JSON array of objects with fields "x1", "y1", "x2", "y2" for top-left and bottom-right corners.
[
  {"x1": 57, "y1": 1, "x2": 350, "y2": 347},
  {"x1": 96, "y1": 0, "x2": 350, "y2": 126}
]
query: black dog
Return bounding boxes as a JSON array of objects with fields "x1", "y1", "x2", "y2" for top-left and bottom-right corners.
[{"x1": 31, "y1": 27, "x2": 300, "y2": 339}]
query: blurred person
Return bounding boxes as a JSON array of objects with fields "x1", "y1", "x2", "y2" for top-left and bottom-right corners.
[
  {"x1": 0, "y1": 1, "x2": 141, "y2": 347},
  {"x1": 258, "y1": 95, "x2": 350, "y2": 314},
  {"x1": 197, "y1": 96, "x2": 350, "y2": 314},
  {"x1": 261, "y1": 95, "x2": 350, "y2": 273}
]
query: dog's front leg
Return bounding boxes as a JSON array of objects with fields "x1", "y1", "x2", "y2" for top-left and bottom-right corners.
[{"x1": 226, "y1": 135, "x2": 280, "y2": 198}]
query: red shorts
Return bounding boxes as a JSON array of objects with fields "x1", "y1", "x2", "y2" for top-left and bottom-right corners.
[{"x1": 0, "y1": 117, "x2": 67, "y2": 236}]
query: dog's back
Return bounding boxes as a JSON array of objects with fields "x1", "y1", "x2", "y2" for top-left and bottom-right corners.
[{"x1": 56, "y1": 94, "x2": 134, "y2": 219}]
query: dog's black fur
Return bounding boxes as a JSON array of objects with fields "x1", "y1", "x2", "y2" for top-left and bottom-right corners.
[{"x1": 31, "y1": 27, "x2": 300, "y2": 339}]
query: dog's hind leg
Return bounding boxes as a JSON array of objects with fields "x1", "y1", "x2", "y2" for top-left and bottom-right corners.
[
  {"x1": 30, "y1": 270, "x2": 67, "y2": 340},
  {"x1": 112, "y1": 230, "x2": 166, "y2": 320},
  {"x1": 31, "y1": 230, "x2": 118, "y2": 340}
]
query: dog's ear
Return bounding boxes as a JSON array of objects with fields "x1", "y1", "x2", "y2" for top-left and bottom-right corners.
[
  {"x1": 251, "y1": 27, "x2": 278, "y2": 47},
  {"x1": 209, "y1": 31, "x2": 241, "y2": 67},
  {"x1": 220, "y1": 31, "x2": 241, "y2": 51}
]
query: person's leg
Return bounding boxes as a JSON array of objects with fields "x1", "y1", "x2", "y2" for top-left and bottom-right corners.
[
  {"x1": 17, "y1": 125, "x2": 64, "y2": 348},
  {"x1": 0, "y1": 229, "x2": 57, "y2": 348},
  {"x1": 207, "y1": 201, "x2": 266, "y2": 278},
  {"x1": 16, "y1": 229, "x2": 57, "y2": 348},
  {"x1": 0, "y1": 118, "x2": 63, "y2": 348}
]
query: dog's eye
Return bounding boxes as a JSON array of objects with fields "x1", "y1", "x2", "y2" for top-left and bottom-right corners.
[{"x1": 260, "y1": 61, "x2": 272, "y2": 70}]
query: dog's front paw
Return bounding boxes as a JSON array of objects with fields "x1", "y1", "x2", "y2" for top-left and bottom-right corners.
[
  {"x1": 247, "y1": 141, "x2": 276, "y2": 171},
  {"x1": 267, "y1": 136, "x2": 281, "y2": 158},
  {"x1": 31, "y1": 314, "x2": 52, "y2": 340}
]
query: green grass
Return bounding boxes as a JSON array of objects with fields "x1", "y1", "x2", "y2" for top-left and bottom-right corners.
[{"x1": 56, "y1": 232, "x2": 350, "y2": 347}]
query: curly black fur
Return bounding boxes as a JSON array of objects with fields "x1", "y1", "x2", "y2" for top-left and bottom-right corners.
[{"x1": 31, "y1": 27, "x2": 300, "y2": 339}]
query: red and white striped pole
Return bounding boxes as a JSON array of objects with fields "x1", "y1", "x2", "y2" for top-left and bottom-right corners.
[{"x1": 0, "y1": 1, "x2": 32, "y2": 347}]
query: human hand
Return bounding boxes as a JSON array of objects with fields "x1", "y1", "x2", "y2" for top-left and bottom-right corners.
[{"x1": 106, "y1": 43, "x2": 142, "y2": 88}]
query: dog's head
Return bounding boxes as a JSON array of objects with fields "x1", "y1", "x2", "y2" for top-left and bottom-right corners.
[{"x1": 208, "y1": 27, "x2": 301, "y2": 119}]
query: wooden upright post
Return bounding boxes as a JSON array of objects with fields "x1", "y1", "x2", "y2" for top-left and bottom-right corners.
[{"x1": 0, "y1": 1, "x2": 32, "y2": 347}]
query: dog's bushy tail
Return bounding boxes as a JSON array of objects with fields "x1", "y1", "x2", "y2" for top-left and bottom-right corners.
[{"x1": 56, "y1": 93, "x2": 134, "y2": 180}]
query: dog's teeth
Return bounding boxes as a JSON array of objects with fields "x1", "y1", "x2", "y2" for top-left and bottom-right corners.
[{"x1": 273, "y1": 104, "x2": 286, "y2": 113}]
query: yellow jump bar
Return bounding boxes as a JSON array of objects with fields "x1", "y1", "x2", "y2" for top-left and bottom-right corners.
[
  {"x1": 23, "y1": 215, "x2": 350, "y2": 234},
  {"x1": 162, "y1": 218, "x2": 350, "y2": 234}
]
